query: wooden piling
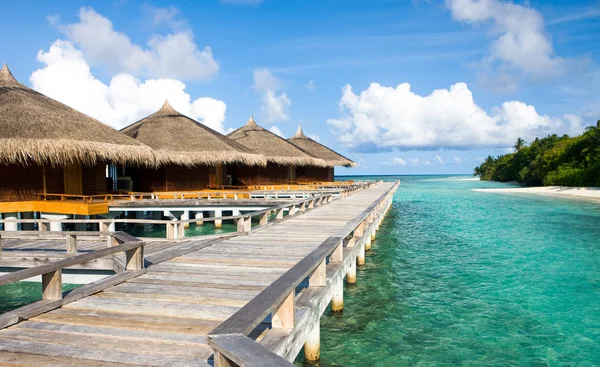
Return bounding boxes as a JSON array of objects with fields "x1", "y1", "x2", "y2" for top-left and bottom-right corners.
[
  {"x1": 332, "y1": 277, "x2": 344, "y2": 312},
  {"x1": 347, "y1": 259, "x2": 357, "y2": 284},
  {"x1": 42, "y1": 270, "x2": 62, "y2": 300},
  {"x1": 304, "y1": 322, "x2": 320, "y2": 362}
]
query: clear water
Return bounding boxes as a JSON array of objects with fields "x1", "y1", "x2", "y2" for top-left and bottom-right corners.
[
  {"x1": 299, "y1": 175, "x2": 600, "y2": 366},
  {"x1": 116, "y1": 221, "x2": 237, "y2": 238},
  {"x1": 0, "y1": 282, "x2": 81, "y2": 314}
]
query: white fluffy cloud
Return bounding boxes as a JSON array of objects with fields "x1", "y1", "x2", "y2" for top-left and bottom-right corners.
[
  {"x1": 253, "y1": 68, "x2": 291, "y2": 123},
  {"x1": 453, "y1": 156, "x2": 463, "y2": 164},
  {"x1": 56, "y1": 7, "x2": 218, "y2": 80},
  {"x1": 327, "y1": 82, "x2": 584, "y2": 151},
  {"x1": 269, "y1": 126, "x2": 285, "y2": 138},
  {"x1": 390, "y1": 157, "x2": 408, "y2": 166},
  {"x1": 31, "y1": 40, "x2": 227, "y2": 132},
  {"x1": 445, "y1": 0, "x2": 578, "y2": 88},
  {"x1": 434, "y1": 155, "x2": 446, "y2": 165}
]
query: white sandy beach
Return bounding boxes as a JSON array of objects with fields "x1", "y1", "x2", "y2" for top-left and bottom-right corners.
[{"x1": 473, "y1": 186, "x2": 600, "y2": 201}]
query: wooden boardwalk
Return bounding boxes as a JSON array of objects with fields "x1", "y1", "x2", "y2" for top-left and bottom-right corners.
[{"x1": 0, "y1": 182, "x2": 396, "y2": 366}]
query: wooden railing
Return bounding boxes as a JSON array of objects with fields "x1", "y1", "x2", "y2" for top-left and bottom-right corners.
[
  {"x1": 207, "y1": 181, "x2": 399, "y2": 366},
  {"x1": 0, "y1": 231, "x2": 145, "y2": 329},
  {"x1": 29, "y1": 182, "x2": 370, "y2": 205},
  {"x1": 0, "y1": 185, "x2": 372, "y2": 240}
]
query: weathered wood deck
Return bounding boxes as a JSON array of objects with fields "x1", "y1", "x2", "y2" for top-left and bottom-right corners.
[{"x1": 0, "y1": 182, "x2": 397, "y2": 366}]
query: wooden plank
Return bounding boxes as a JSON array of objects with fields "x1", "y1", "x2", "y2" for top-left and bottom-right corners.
[
  {"x1": 32, "y1": 308, "x2": 221, "y2": 335},
  {"x1": 0, "y1": 339, "x2": 207, "y2": 366}
]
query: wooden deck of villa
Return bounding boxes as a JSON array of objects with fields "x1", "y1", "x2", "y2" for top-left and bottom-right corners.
[{"x1": 0, "y1": 182, "x2": 398, "y2": 366}]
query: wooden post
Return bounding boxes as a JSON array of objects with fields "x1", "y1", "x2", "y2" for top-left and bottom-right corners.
[
  {"x1": 214, "y1": 352, "x2": 234, "y2": 367},
  {"x1": 355, "y1": 221, "x2": 364, "y2": 238},
  {"x1": 195, "y1": 212, "x2": 204, "y2": 226},
  {"x1": 365, "y1": 234, "x2": 372, "y2": 251},
  {"x1": 304, "y1": 321, "x2": 320, "y2": 362},
  {"x1": 308, "y1": 199, "x2": 314, "y2": 209},
  {"x1": 309, "y1": 260, "x2": 326, "y2": 287},
  {"x1": 332, "y1": 277, "x2": 344, "y2": 312},
  {"x1": 66, "y1": 234, "x2": 77, "y2": 254},
  {"x1": 276, "y1": 208, "x2": 284, "y2": 220},
  {"x1": 289, "y1": 205, "x2": 296, "y2": 216},
  {"x1": 0, "y1": 233, "x2": 2, "y2": 253},
  {"x1": 331, "y1": 240, "x2": 343, "y2": 262},
  {"x1": 99, "y1": 221, "x2": 109, "y2": 232},
  {"x1": 107, "y1": 233, "x2": 120, "y2": 247},
  {"x1": 299, "y1": 202, "x2": 306, "y2": 212},
  {"x1": 244, "y1": 216, "x2": 251, "y2": 232},
  {"x1": 38, "y1": 221, "x2": 49, "y2": 232},
  {"x1": 236, "y1": 217, "x2": 245, "y2": 232},
  {"x1": 166, "y1": 222, "x2": 176, "y2": 240},
  {"x1": 357, "y1": 243, "x2": 366, "y2": 266},
  {"x1": 125, "y1": 246, "x2": 143, "y2": 270},
  {"x1": 272, "y1": 291, "x2": 295, "y2": 329},
  {"x1": 346, "y1": 259, "x2": 356, "y2": 284},
  {"x1": 178, "y1": 221, "x2": 185, "y2": 239},
  {"x1": 260, "y1": 212, "x2": 269, "y2": 226},
  {"x1": 42, "y1": 270, "x2": 62, "y2": 300}
]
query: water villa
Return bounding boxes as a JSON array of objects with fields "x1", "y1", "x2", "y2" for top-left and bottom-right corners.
[
  {"x1": 120, "y1": 100, "x2": 266, "y2": 191},
  {"x1": 0, "y1": 64, "x2": 154, "y2": 220},
  {"x1": 227, "y1": 117, "x2": 328, "y2": 185},
  {"x1": 288, "y1": 126, "x2": 356, "y2": 182}
]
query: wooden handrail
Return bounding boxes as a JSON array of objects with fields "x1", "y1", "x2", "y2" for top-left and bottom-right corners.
[
  {"x1": 209, "y1": 182, "x2": 398, "y2": 336},
  {"x1": 209, "y1": 334, "x2": 294, "y2": 367},
  {"x1": 0, "y1": 233, "x2": 143, "y2": 286},
  {"x1": 0, "y1": 231, "x2": 145, "y2": 329}
]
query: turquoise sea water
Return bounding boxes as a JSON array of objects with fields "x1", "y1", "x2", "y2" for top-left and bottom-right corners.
[
  {"x1": 304, "y1": 175, "x2": 600, "y2": 366},
  {"x1": 0, "y1": 282, "x2": 81, "y2": 314}
]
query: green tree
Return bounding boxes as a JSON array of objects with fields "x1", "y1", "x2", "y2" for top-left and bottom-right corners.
[{"x1": 513, "y1": 137, "x2": 526, "y2": 152}]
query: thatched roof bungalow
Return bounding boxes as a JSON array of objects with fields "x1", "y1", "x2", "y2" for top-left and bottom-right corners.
[
  {"x1": 0, "y1": 63, "x2": 155, "y2": 202},
  {"x1": 121, "y1": 101, "x2": 267, "y2": 191},
  {"x1": 288, "y1": 126, "x2": 356, "y2": 182},
  {"x1": 226, "y1": 117, "x2": 327, "y2": 184}
]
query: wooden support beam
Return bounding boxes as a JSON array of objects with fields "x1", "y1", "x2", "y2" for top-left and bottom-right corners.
[
  {"x1": 42, "y1": 270, "x2": 62, "y2": 300},
  {"x1": 308, "y1": 200, "x2": 314, "y2": 209},
  {"x1": 272, "y1": 291, "x2": 295, "y2": 329},
  {"x1": 276, "y1": 208, "x2": 284, "y2": 220},
  {"x1": 125, "y1": 246, "x2": 143, "y2": 270},
  {"x1": 332, "y1": 277, "x2": 344, "y2": 312},
  {"x1": 214, "y1": 352, "x2": 235, "y2": 367},
  {"x1": 304, "y1": 321, "x2": 320, "y2": 362},
  {"x1": 178, "y1": 222, "x2": 185, "y2": 239},
  {"x1": 365, "y1": 234, "x2": 372, "y2": 251},
  {"x1": 331, "y1": 240, "x2": 343, "y2": 262},
  {"x1": 106, "y1": 234, "x2": 118, "y2": 247},
  {"x1": 66, "y1": 234, "x2": 77, "y2": 253},
  {"x1": 309, "y1": 260, "x2": 326, "y2": 287},
  {"x1": 260, "y1": 212, "x2": 269, "y2": 226},
  {"x1": 346, "y1": 259, "x2": 356, "y2": 284},
  {"x1": 38, "y1": 221, "x2": 48, "y2": 232},
  {"x1": 357, "y1": 243, "x2": 366, "y2": 266},
  {"x1": 166, "y1": 222, "x2": 176, "y2": 239}
]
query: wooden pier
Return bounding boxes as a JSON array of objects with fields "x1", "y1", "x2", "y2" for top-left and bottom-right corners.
[{"x1": 0, "y1": 181, "x2": 398, "y2": 366}]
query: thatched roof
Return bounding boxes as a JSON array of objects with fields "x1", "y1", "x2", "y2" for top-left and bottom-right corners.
[
  {"x1": 288, "y1": 126, "x2": 357, "y2": 168},
  {"x1": 121, "y1": 101, "x2": 267, "y2": 167},
  {"x1": 0, "y1": 64, "x2": 155, "y2": 167},
  {"x1": 227, "y1": 117, "x2": 328, "y2": 167}
]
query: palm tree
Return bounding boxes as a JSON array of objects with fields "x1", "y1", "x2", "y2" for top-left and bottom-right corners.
[{"x1": 513, "y1": 137, "x2": 526, "y2": 152}]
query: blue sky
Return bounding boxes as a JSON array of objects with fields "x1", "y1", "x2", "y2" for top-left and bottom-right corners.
[{"x1": 1, "y1": 0, "x2": 599, "y2": 175}]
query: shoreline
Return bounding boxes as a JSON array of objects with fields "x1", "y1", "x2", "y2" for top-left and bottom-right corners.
[{"x1": 473, "y1": 186, "x2": 600, "y2": 202}]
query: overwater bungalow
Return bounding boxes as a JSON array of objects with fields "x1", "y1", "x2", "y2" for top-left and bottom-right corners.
[
  {"x1": 0, "y1": 64, "x2": 155, "y2": 218},
  {"x1": 227, "y1": 117, "x2": 327, "y2": 185},
  {"x1": 288, "y1": 126, "x2": 356, "y2": 182},
  {"x1": 120, "y1": 101, "x2": 267, "y2": 191}
]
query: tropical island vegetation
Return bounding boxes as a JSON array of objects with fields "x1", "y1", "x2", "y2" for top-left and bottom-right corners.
[{"x1": 474, "y1": 120, "x2": 600, "y2": 187}]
